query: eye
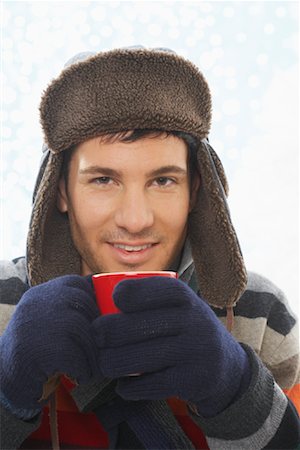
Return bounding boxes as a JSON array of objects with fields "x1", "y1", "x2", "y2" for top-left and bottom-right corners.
[
  {"x1": 154, "y1": 177, "x2": 175, "y2": 187},
  {"x1": 92, "y1": 176, "x2": 112, "y2": 185}
]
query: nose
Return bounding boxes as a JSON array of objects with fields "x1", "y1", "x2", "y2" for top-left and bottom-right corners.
[{"x1": 114, "y1": 188, "x2": 154, "y2": 234}]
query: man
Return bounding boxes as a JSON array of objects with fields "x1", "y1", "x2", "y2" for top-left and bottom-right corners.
[{"x1": 0, "y1": 47, "x2": 299, "y2": 449}]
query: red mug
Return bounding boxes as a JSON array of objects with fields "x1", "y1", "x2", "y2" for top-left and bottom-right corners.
[{"x1": 92, "y1": 271, "x2": 178, "y2": 315}]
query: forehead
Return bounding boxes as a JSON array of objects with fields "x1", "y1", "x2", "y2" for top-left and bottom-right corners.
[{"x1": 71, "y1": 134, "x2": 189, "y2": 168}]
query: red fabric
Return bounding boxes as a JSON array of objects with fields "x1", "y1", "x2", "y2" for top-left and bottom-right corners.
[
  {"x1": 27, "y1": 407, "x2": 108, "y2": 448},
  {"x1": 283, "y1": 383, "x2": 300, "y2": 414},
  {"x1": 25, "y1": 378, "x2": 209, "y2": 449},
  {"x1": 24, "y1": 377, "x2": 108, "y2": 449}
]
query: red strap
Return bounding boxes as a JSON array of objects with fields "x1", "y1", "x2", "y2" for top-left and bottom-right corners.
[{"x1": 167, "y1": 398, "x2": 209, "y2": 449}]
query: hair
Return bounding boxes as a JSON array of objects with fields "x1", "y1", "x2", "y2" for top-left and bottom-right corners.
[{"x1": 61, "y1": 129, "x2": 199, "y2": 188}]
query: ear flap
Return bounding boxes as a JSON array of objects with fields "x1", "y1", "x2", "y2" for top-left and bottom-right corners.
[
  {"x1": 188, "y1": 140, "x2": 247, "y2": 308},
  {"x1": 208, "y1": 144, "x2": 229, "y2": 196},
  {"x1": 26, "y1": 152, "x2": 81, "y2": 286}
]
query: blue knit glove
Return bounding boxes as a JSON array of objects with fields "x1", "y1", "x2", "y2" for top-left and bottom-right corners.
[
  {"x1": 92, "y1": 276, "x2": 251, "y2": 417},
  {"x1": 0, "y1": 275, "x2": 101, "y2": 419}
]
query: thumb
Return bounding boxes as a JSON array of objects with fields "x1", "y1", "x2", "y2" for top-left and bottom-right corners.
[{"x1": 113, "y1": 277, "x2": 189, "y2": 313}]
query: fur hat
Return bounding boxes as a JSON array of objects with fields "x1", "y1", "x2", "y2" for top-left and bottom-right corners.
[{"x1": 27, "y1": 47, "x2": 247, "y2": 308}]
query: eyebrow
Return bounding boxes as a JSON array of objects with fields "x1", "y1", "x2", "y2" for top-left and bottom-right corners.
[{"x1": 79, "y1": 165, "x2": 187, "y2": 177}]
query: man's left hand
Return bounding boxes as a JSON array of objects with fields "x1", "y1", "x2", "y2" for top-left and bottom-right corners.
[{"x1": 92, "y1": 276, "x2": 250, "y2": 417}]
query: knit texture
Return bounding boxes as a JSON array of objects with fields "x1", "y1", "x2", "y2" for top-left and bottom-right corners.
[
  {"x1": 0, "y1": 261, "x2": 299, "y2": 449},
  {"x1": 92, "y1": 276, "x2": 250, "y2": 417},
  {"x1": 0, "y1": 275, "x2": 102, "y2": 416}
]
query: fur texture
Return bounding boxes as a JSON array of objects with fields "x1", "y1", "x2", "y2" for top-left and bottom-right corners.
[
  {"x1": 27, "y1": 48, "x2": 247, "y2": 308},
  {"x1": 39, "y1": 49, "x2": 212, "y2": 152}
]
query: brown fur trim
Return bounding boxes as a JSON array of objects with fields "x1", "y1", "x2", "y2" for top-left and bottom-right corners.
[
  {"x1": 27, "y1": 49, "x2": 247, "y2": 308},
  {"x1": 188, "y1": 141, "x2": 247, "y2": 307},
  {"x1": 39, "y1": 49, "x2": 212, "y2": 153},
  {"x1": 27, "y1": 152, "x2": 80, "y2": 286}
]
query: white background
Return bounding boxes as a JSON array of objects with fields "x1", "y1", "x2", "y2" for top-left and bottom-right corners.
[{"x1": 1, "y1": 1, "x2": 299, "y2": 316}]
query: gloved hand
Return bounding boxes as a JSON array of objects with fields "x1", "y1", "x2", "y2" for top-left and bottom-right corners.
[
  {"x1": 92, "y1": 276, "x2": 251, "y2": 417},
  {"x1": 0, "y1": 275, "x2": 101, "y2": 419}
]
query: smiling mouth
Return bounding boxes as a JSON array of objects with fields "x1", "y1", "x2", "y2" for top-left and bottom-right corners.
[{"x1": 112, "y1": 243, "x2": 153, "y2": 252}]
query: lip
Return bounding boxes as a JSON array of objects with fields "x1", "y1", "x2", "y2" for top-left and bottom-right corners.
[
  {"x1": 110, "y1": 241, "x2": 157, "y2": 247},
  {"x1": 107, "y1": 242, "x2": 158, "y2": 265}
]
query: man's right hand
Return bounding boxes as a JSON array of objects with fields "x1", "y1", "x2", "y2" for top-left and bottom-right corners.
[{"x1": 0, "y1": 275, "x2": 101, "y2": 419}]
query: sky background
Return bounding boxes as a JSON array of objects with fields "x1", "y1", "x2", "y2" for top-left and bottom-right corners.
[{"x1": 1, "y1": 0, "x2": 299, "y2": 315}]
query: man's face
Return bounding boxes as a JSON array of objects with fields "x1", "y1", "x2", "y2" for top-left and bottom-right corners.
[{"x1": 57, "y1": 134, "x2": 199, "y2": 275}]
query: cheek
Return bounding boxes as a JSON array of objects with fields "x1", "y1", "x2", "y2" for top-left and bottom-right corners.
[
  {"x1": 69, "y1": 186, "x2": 190, "y2": 233},
  {"x1": 70, "y1": 192, "x2": 113, "y2": 232},
  {"x1": 154, "y1": 194, "x2": 190, "y2": 232}
]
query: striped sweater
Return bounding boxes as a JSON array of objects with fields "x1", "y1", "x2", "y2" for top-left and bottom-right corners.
[{"x1": 0, "y1": 257, "x2": 299, "y2": 449}]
